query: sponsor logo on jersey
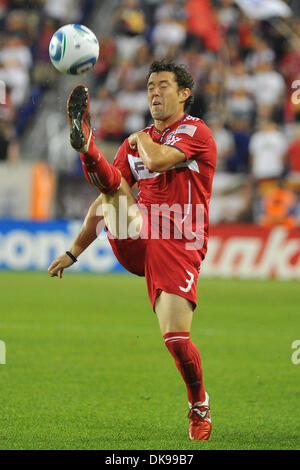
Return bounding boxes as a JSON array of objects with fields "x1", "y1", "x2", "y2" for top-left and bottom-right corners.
[
  {"x1": 164, "y1": 134, "x2": 182, "y2": 146},
  {"x1": 163, "y1": 131, "x2": 175, "y2": 143},
  {"x1": 128, "y1": 155, "x2": 160, "y2": 180}
]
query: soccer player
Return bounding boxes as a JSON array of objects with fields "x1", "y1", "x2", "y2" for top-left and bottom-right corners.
[{"x1": 48, "y1": 60, "x2": 217, "y2": 441}]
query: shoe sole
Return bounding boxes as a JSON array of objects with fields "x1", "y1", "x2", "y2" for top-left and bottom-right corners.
[{"x1": 67, "y1": 85, "x2": 91, "y2": 152}]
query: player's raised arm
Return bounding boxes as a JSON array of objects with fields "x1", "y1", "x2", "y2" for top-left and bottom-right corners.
[
  {"x1": 128, "y1": 132, "x2": 186, "y2": 173},
  {"x1": 48, "y1": 195, "x2": 104, "y2": 278}
]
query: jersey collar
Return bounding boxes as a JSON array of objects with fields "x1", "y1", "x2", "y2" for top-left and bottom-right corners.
[{"x1": 153, "y1": 113, "x2": 188, "y2": 142}]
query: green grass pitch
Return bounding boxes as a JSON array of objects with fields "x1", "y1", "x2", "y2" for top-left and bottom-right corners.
[{"x1": 0, "y1": 271, "x2": 299, "y2": 450}]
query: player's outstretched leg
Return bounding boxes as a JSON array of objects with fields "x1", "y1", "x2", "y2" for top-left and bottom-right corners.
[
  {"x1": 67, "y1": 84, "x2": 142, "y2": 239},
  {"x1": 164, "y1": 332, "x2": 212, "y2": 441},
  {"x1": 67, "y1": 84, "x2": 121, "y2": 194}
]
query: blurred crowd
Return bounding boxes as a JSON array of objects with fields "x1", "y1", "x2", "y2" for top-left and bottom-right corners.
[
  {"x1": 1, "y1": 0, "x2": 300, "y2": 227},
  {"x1": 0, "y1": 0, "x2": 94, "y2": 161},
  {"x1": 88, "y1": 0, "x2": 300, "y2": 227}
]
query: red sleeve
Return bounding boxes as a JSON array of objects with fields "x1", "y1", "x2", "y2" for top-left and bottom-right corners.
[
  {"x1": 167, "y1": 122, "x2": 217, "y2": 169},
  {"x1": 113, "y1": 139, "x2": 136, "y2": 187}
]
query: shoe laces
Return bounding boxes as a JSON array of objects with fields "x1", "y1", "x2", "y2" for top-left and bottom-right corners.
[{"x1": 188, "y1": 405, "x2": 210, "y2": 422}]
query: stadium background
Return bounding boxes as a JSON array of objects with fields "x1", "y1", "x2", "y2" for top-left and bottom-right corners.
[
  {"x1": 1, "y1": 0, "x2": 300, "y2": 277},
  {"x1": 0, "y1": 0, "x2": 300, "y2": 451}
]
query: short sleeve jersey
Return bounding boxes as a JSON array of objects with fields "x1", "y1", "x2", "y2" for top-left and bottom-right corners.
[{"x1": 113, "y1": 113, "x2": 217, "y2": 259}]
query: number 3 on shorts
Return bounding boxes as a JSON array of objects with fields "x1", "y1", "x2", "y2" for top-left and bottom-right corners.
[{"x1": 179, "y1": 270, "x2": 194, "y2": 293}]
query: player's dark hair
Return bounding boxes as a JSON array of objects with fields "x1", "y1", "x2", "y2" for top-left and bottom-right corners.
[{"x1": 147, "y1": 59, "x2": 195, "y2": 112}]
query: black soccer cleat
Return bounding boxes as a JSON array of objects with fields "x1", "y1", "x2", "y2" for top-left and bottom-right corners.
[{"x1": 67, "y1": 84, "x2": 92, "y2": 153}]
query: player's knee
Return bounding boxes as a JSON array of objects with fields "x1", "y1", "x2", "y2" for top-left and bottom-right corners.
[
  {"x1": 97, "y1": 168, "x2": 122, "y2": 195},
  {"x1": 164, "y1": 335, "x2": 191, "y2": 362}
]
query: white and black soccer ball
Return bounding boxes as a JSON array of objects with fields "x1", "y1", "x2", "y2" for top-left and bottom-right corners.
[{"x1": 49, "y1": 24, "x2": 99, "y2": 75}]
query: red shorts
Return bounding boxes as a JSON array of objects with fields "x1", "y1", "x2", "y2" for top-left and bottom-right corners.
[{"x1": 108, "y1": 235, "x2": 202, "y2": 312}]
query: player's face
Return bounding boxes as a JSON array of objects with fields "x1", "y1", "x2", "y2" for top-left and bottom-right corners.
[{"x1": 147, "y1": 71, "x2": 188, "y2": 123}]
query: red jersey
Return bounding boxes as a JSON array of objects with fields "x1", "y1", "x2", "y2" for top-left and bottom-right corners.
[{"x1": 113, "y1": 113, "x2": 217, "y2": 260}]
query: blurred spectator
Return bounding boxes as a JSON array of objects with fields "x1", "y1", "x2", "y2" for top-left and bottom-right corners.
[
  {"x1": 217, "y1": 0, "x2": 239, "y2": 33},
  {"x1": 116, "y1": 78, "x2": 148, "y2": 134},
  {"x1": 0, "y1": 125, "x2": 13, "y2": 161},
  {"x1": 0, "y1": 85, "x2": 20, "y2": 162},
  {"x1": 93, "y1": 36, "x2": 117, "y2": 86},
  {"x1": 209, "y1": 114, "x2": 235, "y2": 171},
  {"x1": 35, "y1": 18, "x2": 59, "y2": 63},
  {"x1": 0, "y1": 33, "x2": 32, "y2": 71},
  {"x1": 280, "y1": 42, "x2": 300, "y2": 87},
  {"x1": 127, "y1": 43, "x2": 151, "y2": 90},
  {"x1": 113, "y1": 0, "x2": 146, "y2": 37},
  {"x1": 237, "y1": 14, "x2": 259, "y2": 54},
  {"x1": 226, "y1": 88, "x2": 255, "y2": 125},
  {"x1": 0, "y1": 60, "x2": 30, "y2": 109},
  {"x1": 105, "y1": 57, "x2": 136, "y2": 94},
  {"x1": 43, "y1": 0, "x2": 82, "y2": 24},
  {"x1": 5, "y1": 9, "x2": 30, "y2": 39},
  {"x1": 227, "y1": 119, "x2": 250, "y2": 174},
  {"x1": 31, "y1": 17, "x2": 58, "y2": 88},
  {"x1": 251, "y1": 61, "x2": 286, "y2": 113},
  {"x1": 0, "y1": 0, "x2": 7, "y2": 20},
  {"x1": 112, "y1": 0, "x2": 147, "y2": 62},
  {"x1": 245, "y1": 38, "x2": 276, "y2": 72},
  {"x1": 90, "y1": 87, "x2": 112, "y2": 120},
  {"x1": 259, "y1": 182, "x2": 298, "y2": 229},
  {"x1": 0, "y1": 34, "x2": 32, "y2": 108},
  {"x1": 208, "y1": 107, "x2": 251, "y2": 224},
  {"x1": 114, "y1": 34, "x2": 146, "y2": 62},
  {"x1": 96, "y1": 95, "x2": 126, "y2": 143},
  {"x1": 286, "y1": 124, "x2": 300, "y2": 190},
  {"x1": 185, "y1": 0, "x2": 223, "y2": 52},
  {"x1": 179, "y1": 49, "x2": 210, "y2": 88},
  {"x1": 151, "y1": 16, "x2": 186, "y2": 58},
  {"x1": 210, "y1": 171, "x2": 252, "y2": 224},
  {"x1": 250, "y1": 121, "x2": 288, "y2": 184},
  {"x1": 225, "y1": 61, "x2": 253, "y2": 95},
  {"x1": 154, "y1": 0, "x2": 186, "y2": 23},
  {"x1": 289, "y1": 0, "x2": 300, "y2": 16}
]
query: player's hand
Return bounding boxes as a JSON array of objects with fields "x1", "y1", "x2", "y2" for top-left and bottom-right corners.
[
  {"x1": 128, "y1": 132, "x2": 139, "y2": 150},
  {"x1": 48, "y1": 254, "x2": 75, "y2": 278}
]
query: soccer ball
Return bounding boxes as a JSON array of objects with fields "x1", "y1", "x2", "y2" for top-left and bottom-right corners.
[{"x1": 49, "y1": 24, "x2": 99, "y2": 75}]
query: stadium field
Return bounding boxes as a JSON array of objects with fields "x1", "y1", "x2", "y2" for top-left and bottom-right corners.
[{"x1": 0, "y1": 271, "x2": 299, "y2": 450}]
